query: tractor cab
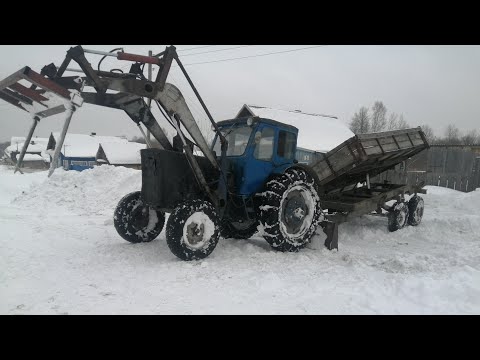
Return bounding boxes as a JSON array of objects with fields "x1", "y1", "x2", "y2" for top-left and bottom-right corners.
[{"x1": 212, "y1": 116, "x2": 299, "y2": 196}]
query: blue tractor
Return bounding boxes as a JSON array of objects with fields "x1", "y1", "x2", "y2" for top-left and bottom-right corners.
[{"x1": 115, "y1": 115, "x2": 325, "y2": 261}]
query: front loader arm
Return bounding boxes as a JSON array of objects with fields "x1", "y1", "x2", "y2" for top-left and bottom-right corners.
[
  {"x1": 81, "y1": 92, "x2": 173, "y2": 151},
  {"x1": 71, "y1": 46, "x2": 220, "y2": 170}
]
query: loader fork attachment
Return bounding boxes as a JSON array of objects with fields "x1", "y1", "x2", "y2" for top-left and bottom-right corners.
[{"x1": 0, "y1": 66, "x2": 83, "y2": 174}]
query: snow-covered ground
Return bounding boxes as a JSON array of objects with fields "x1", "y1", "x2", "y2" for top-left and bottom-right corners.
[{"x1": 1, "y1": 164, "x2": 479, "y2": 314}]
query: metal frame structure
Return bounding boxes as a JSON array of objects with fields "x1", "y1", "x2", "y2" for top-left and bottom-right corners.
[
  {"x1": 0, "y1": 45, "x2": 228, "y2": 208},
  {"x1": 0, "y1": 66, "x2": 84, "y2": 175}
]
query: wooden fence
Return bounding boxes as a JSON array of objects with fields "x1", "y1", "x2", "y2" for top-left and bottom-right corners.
[{"x1": 371, "y1": 145, "x2": 480, "y2": 193}]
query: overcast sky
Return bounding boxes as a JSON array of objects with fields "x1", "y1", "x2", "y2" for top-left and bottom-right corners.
[{"x1": 0, "y1": 45, "x2": 479, "y2": 143}]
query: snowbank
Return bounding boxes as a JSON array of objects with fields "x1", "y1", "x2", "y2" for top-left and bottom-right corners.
[
  {"x1": 12, "y1": 165, "x2": 141, "y2": 216},
  {"x1": 0, "y1": 165, "x2": 47, "y2": 205}
]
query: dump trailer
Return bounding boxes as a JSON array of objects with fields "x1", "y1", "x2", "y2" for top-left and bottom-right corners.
[
  {"x1": 309, "y1": 127, "x2": 429, "y2": 247},
  {"x1": 0, "y1": 45, "x2": 429, "y2": 261}
]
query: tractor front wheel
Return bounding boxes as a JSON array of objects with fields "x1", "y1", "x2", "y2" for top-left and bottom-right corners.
[
  {"x1": 258, "y1": 169, "x2": 322, "y2": 252},
  {"x1": 114, "y1": 191, "x2": 165, "y2": 243},
  {"x1": 166, "y1": 199, "x2": 221, "y2": 261}
]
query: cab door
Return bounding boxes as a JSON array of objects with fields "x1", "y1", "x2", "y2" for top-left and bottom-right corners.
[
  {"x1": 239, "y1": 123, "x2": 276, "y2": 195},
  {"x1": 271, "y1": 129, "x2": 297, "y2": 174}
]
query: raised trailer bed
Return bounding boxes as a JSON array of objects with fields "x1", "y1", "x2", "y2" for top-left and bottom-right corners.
[
  {"x1": 311, "y1": 127, "x2": 429, "y2": 194},
  {"x1": 312, "y1": 128, "x2": 429, "y2": 249}
]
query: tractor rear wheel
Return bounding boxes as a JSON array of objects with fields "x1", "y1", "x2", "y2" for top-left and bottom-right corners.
[
  {"x1": 387, "y1": 202, "x2": 409, "y2": 232},
  {"x1": 258, "y1": 169, "x2": 322, "y2": 252},
  {"x1": 220, "y1": 219, "x2": 259, "y2": 240},
  {"x1": 166, "y1": 199, "x2": 220, "y2": 261},
  {"x1": 114, "y1": 191, "x2": 165, "y2": 243},
  {"x1": 408, "y1": 195, "x2": 424, "y2": 226}
]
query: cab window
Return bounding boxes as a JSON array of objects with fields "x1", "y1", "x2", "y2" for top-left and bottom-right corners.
[
  {"x1": 213, "y1": 126, "x2": 253, "y2": 156},
  {"x1": 253, "y1": 127, "x2": 275, "y2": 161},
  {"x1": 277, "y1": 131, "x2": 296, "y2": 159}
]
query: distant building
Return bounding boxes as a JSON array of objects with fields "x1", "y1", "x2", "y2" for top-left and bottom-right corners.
[
  {"x1": 14, "y1": 153, "x2": 49, "y2": 170},
  {"x1": 47, "y1": 132, "x2": 129, "y2": 171},
  {"x1": 295, "y1": 146, "x2": 323, "y2": 165},
  {"x1": 3, "y1": 136, "x2": 50, "y2": 167},
  {"x1": 96, "y1": 142, "x2": 146, "y2": 170}
]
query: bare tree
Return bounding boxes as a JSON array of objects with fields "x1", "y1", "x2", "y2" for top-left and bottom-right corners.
[
  {"x1": 349, "y1": 107, "x2": 370, "y2": 134},
  {"x1": 370, "y1": 101, "x2": 387, "y2": 132},
  {"x1": 387, "y1": 113, "x2": 398, "y2": 130},
  {"x1": 461, "y1": 129, "x2": 478, "y2": 145},
  {"x1": 420, "y1": 124, "x2": 435, "y2": 143},
  {"x1": 445, "y1": 124, "x2": 461, "y2": 144},
  {"x1": 396, "y1": 114, "x2": 410, "y2": 130}
]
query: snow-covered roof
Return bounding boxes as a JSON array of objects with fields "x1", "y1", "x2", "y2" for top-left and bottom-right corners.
[
  {"x1": 99, "y1": 142, "x2": 146, "y2": 165},
  {"x1": 6, "y1": 142, "x2": 46, "y2": 154},
  {"x1": 237, "y1": 104, "x2": 354, "y2": 152},
  {"x1": 15, "y1": 154, "x2": 45, "y2": 162},
  {"x1": 50, "y1": 133, "x2": 129, "y2": 158},
  {"x1": 6, "y1": 137, "x2": 49, "y2": 154}
]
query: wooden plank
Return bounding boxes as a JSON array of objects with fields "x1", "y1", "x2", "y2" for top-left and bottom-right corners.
[
  {"x1": 397, "y1": 139, "x2": 413, "y2": 149},
  {"x1": 360, "y1": 139, "x2": 379, "y2": 148},
  {"x1": 378, "y1": 137, "x2": 397, "y2": 145},
  {"x1": 357, "y1": 127, "x2": 422, "y2": 140},
  {"x1": 9, "y1": 83, "x2": 49, "y2": 103}
]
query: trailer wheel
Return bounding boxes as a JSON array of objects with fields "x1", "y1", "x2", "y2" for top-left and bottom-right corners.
[
  {"x1": 114, "y1": 191, "x2": 165, "y2": 243},
  {"x1": 387, "y1": 202, "x2": 409, "y2": 232},
  {"x1": 258, "y1": 169, "x2": 322, "y2": 252},
  {"x1": 166, "y1": 199, "x2": 220, "y2": 261},
  {"x1": 220, "y1": 220, "x2": 259, "y2": 240},
  {"x1": 408, "y1": 195, "x2": 424, "y2": 226}
]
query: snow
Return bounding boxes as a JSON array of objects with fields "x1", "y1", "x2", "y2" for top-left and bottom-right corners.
[
  {"x1": 4, "y1": 137, "x2": 50, "y2": 157},
  {"x1": 50, "y1": 132, "x2": 128, "y2": 158},
  {"x1": 15, "y1": 154, "x2": 45, "y2": 162},
  {"x1": 0, "y1": 165, "x2": 479, "y2": 314},
  {"x1": 100, "y1": 142, "x2": 145, "y2": 165},
  {"x1": 182, "y1": 212, "x2": 216, "y2": 250},
  {"x1": 243, "y1": 104, "x2": 354, "y2": 152}
]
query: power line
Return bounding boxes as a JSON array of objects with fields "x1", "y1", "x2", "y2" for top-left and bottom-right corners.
[
  {"x1": 183, "y1": 45, "x2": 328, "y2": 66},
  {"x1": 182, "y1": 45, "x2": 252, "y2": 57},
  {"x1": 177, "y1": 45, "x2": 217, "y2": 53}
]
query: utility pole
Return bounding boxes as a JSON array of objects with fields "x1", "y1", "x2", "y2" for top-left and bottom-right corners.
[
  {"x1": 138, "y1": 49, "x2": 153, "y2": 149},
  {"x1": 146, "y1": 50, "x2": 153, "y2": 145}
]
